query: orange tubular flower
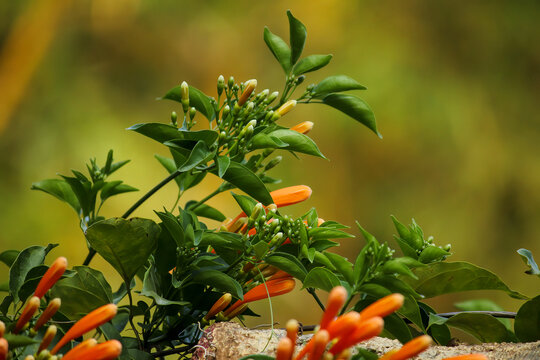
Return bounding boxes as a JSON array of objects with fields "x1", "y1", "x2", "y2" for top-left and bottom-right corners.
[
  {"x1": 359, "y1": 293, "x2": 404, "y2": 320},
  {"x1": 320, "y1": 286, "x2": 348, "y2": 329},
  {"x1": 238, "y1": 79, "x2": 257, "y2": 106},
  {"x1": 269, "y1": 270, "x2": 292, "y2": 281},
  {"x1": 0, "y1": 320, "x2": 4, "y2": 337},
  {"x1": 309, "y1": 329, "x2": 330, "y2": 360},
  {"x1": 76, "y1": 339, "x2": 122, "y2": 360},
  {"x1": 34, "y1": 298, "x2": 61, "y2": 331},
  {"x1": 204, "y1": 293, "x2": 232, "y2": 321},
  {"x1": 14, "y1": 296, "x2": 40, "y2": 334},
  {"x1": 286, "y1": 319, "x2": 299, "y2": 346},
  {"x1": 38, "y1": 325, "x2": 57, "y2": 353},
  {"x1": 328, "y1": 317, "x2": 384, "y2": 355},
  {"x1": 384, "y1": 335, "x2": 432, "y2": 360},
  {"x1": 0, "y1": 338, "x2": 7, "y2": 360},
  {"x1": 276, "y1": 337, "x2": 294, "y2": 360},
  {"x1": 50, "y1": 303, "x2": 117, "y2": 354},
  {"x1": 224, "y1": 278, "x2": 295, "y2": 316},
  {"x1": 327, "y1": 311, "x2": 361, "y2": 339},
  {"x1": 61, "y1": 338, "x2": 98, "y2": 360},
  {"x1": 442, "y1": 355, "x2": 488, "y2": 360},
  {"x1": 290, "y1": 121, "x2": 314, "y2": 135},
  {"x1": 34, "y1": 257, "x2": 67, "y2": 299}
]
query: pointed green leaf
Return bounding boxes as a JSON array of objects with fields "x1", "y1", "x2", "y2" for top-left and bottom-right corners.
[
  {"x1": 212, "y1": 162, "x2": 273, "y2": 205},
  {"x1": 161, "y1": 85, "x2": 215, "y2": 121},
  {"x1": 141, "y1": 262, "x2": 189, "y2": 306},
  {"x1": 302, "y1": 267, "x2": 341, "y2": 291},
  {"x1": 0, "y1": 250, "x2": 19, "y2": 268},
  {"x1": 515, "y1": 295, "x2": 540, "y2": 342},
  {"x1": 324, "y1": 252, "x2": 354, "y2": 285},
  {"x1": 323, "y1": 93, "x2": 380, "y2": 137},
  {"x1": 443, "y1": 313, "x2": 511, "y2": 343},
  {"x1": 263, "y1": 27, "x2": 291, "y2": 73},
  {"x1": 312, "y1": 75, "x2": 367, "y2": 97},
  {"x1": 309, "y1": 227, "x2": 354, "y2": 240},
  {"x1": 31, "y1": 179, "x2": 81, "y2": 214},
  {"x1": 216, "y1": 155, "x2": 231, "y2": 178},
  {"x1": 190, "y1": 270, "x2": 243, "y2": 299},
  {"x1": 231, "y1": 193, "x2": 258, "y2": 216},
  {"x1": 293, "y1": 54, "x2": 332, "y2": 75},
  {"x1": 251, "y1": 129, "x2": 325, "y2": 158},
  {"x1": 85, "y1": 218, "x2": 161, "y2": 282},
  {"x1": 287, "y1": 10, "x2": 306, "y2": 64},
  {"x1": 175, "y1": 141, "x2": 212, "y2": 172},
  {"x1": 517, "y1": 248, "x2": 540, "y2": 277},
  {"x1": 185, "y1": 201, "x2": 226, "y2": 222},
  {"x1": 100, "y1": 181, "x2": 138, "y2": 201},
  {"x1": 265, "y1": 252, "x2": 308, "y2": 281}
]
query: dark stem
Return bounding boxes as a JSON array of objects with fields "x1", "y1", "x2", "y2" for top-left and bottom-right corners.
[
  {"x1": 307, "y1": 288, "x2": 325, "y2": 312},
  {"x1": 188, "y1": 187, "x2": 222, "y2": 212},
  {"x1": 126, "y1": 281, "x2": 143, "y2": 349},
  {"x1": 437, "y1": 311, "x2": 517, "y2": 319},
  {"x1": 83, "y1": 170, "x2": 183, "y2": 266},
  {"x1": 339, "y1": 293, "x2": 355, "y2": 315},
  {"x1": 150, "y1": 345, "x2": 190, "y2": 358}
]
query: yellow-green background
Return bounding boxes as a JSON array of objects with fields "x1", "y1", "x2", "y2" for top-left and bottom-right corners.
[{"x1": 1, "y1": 0, "x2": 539, "y2": 339}]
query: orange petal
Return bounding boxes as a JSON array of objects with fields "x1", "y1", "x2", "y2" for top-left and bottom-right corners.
[
  {"x1": 76, "y1": 339, "x2": 122, "y2": 360},
  {"x1": 359, "y1": 293, "x2": 404, "y2": 320},
  {"x1": 328, "y1": 317, "x2": 384, "y2": 355},
  {"x1": 320, "y1": 286, "x2": 348, "y2": 329},
  {"x1": 387, "y1": 335, "x2": 432, "y2": 360},
  {"x1": 286, "y1": 319, "x2": 299, "y2": 345},
  {"x1": 442, "y1": 355, "x2": 488, "y2": 360},
  {"x1": 225, "y1": 278, "x2": 295, "y2": 315},
  {"x1": 34, "y1": 257, "x2": 67, "y2": 298},
  {"x1": 0, "y1": 338, "x2": 8, "y2": 360},
  {"x1": 34, "y1": 298, "x2": 61, "y2": 331},
  {"x1": 204, "y1": 293, "x2": 232, "y2": 321},
  {"x1": 308, "y1": 329, "x2": 330, "y2": 360},
  {"x1": 326, "y1": 311, "x2": 361, "y2": 339},
  {"x1": 14, "y1": 296, "x2": 40, "y2": 334},
  {"x1": 238, "y1": 79, "x2": 257, "y2": 106},
  {"x1": 270, "y1": 185, "x2": 312, "y2": 208},
  {"x1": 51, "y1": 304, "x2": 117, "y2": 354},
  {"x1": 276, "y1": 337, "x2": 294, "y2": 360},
  {"x1": 61, "y1": 338, "x2": 98, "y2": 360},
  {"x1": 37, "y1": 325, "x2": 57, "y2": 353},
  {"x1": 290, "y1": 121, "x2": 314, "y2": 135}
]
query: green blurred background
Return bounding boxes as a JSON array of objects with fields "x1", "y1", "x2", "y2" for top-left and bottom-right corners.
[{"x1": 1, "y1": 0, "x2": 539, "y2": 336}]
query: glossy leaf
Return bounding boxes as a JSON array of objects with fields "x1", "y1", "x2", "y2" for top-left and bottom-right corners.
[
  {"x1": 186, "y1": 202, "x2": 226, "y2": 222},
  {"x1": 212, "y1": 161, "x2": 273, "y2": 205},
  {"x1": 190, "y1": 270, "x2": 243, "y2": 299},
  {"x1": 199, "y1": 231, "x2": 245, "y2": 250},
  {"x1": 176, "y1": 140, "x2": 212, "y2": 172},
  {"x1": 323, "y1": 93, "x2": 380, "y2": 137},
  {"x1": 31, "y1": 179, "x2": 81, "y2": 214},
  {"x1": 302, "y1": 267, "x2": 341, "y2": 291},
  {"x1": 9, "y1": 244, "x2": 57, "y2": 302},
  {"x1": 514, "y1": 295, "x2": 540, "y2": 342},
  {"x1": 418, "y1": 246, "x2": 450, "y2": 263},
  {"x1": 161, "y1": 85, "x2": 215, "y2": 121},
  {"x1": 141, "y1": 262, "x2": 189, "y2": 306},
  {"x1": 100, "y1": 181, "x2": 138, "y2": 201},
  {"x1": 454, "y1": 299, "x2": 511, "y2": 329},
  {"x1": 324, "y1": 252, "x2": 354, "y2": 285},
  {"x1": 263, "y1": 27, "x2": 291, "y2": 73},
  {"x1": 312, "y1": 75, "x2": 367, "y2": 97},
  {"x1": 85, "y1": 218, "x2": 161, "y2": 282},
  {"x1": 251, "y1": 129, "x2": 325, "y2": 158},
  {"x1": 382, "y1": 259, "x2": 418, "y2": 279},
  {"x1": 239, "y1": 355, "x2": 275, "y2": 360},
  {"x1": 264, "y1": 252, "x2": 307, "y2": 281},
  {"x1": 129, "y1": 123, "x2": 217, "y2": 146},
  {"x1": 216, "y1": 155, "x2": 231, "y2": 178},
  {"x1": 404, "y1": 261, "x2": 527, "y2": 299},
  {"x1": 231, "y1": 192, "x2": 258, "y2": 216},
  {"x1": 517, "y1": 248, "x2": 540, "y2": 277},
  {"x1": 309, "y1": 227, "x2": 354, "y2": 240},
  {"x1": 156, "y1": 211, "x2": 185, "y2": 247},
  {"x1": 287, "y1": 10, "x2": 306, "y2": 64},
  {"x1": 0, "y1": 250, "x2": 19, "y2": 268},
  {"x1": 3, "y1": 334, "x2": 38, "y2": 349},
  {"x1": 292, "y1": 54, "x2": 332, "y2": 75},
  {"x1": 441, "y1": 313, "x2": 511, "y2": 343},
  {"x1": 50, "y1": 266, "x2": 113, "y2": 318},
  {"x1": 379, "y1": 312, "x2": 413, "y2": 343}
]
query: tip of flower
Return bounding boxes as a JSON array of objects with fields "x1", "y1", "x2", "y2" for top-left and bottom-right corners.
[{"x1": 270, "y1": 185, "x2": 312, "y2": 208}]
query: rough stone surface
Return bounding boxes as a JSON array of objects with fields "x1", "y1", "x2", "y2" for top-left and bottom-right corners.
[{"x1": 194, "y1": 322, "x2": 540, "y2": 360}]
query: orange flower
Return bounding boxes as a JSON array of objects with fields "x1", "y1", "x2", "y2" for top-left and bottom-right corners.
[
  {"x1": 37, "y1": 325, "x2": 57, "y2": 353},
  {"x1": 309, "y1": 329, "x2": 330, "y2": 360},
  {"x1": 51, "y1": 303, "x2": 117, "y2": 354},
  {"x1": 238, "y1": 79, "x2": 257, "y2": 106},
  {"x1": 61, "y1": 338, "x2": 98, "y2": 360},
  {"x1": 382, "y1": 335, "x2": 432, "y2": 360},
  {"x1": 0, "y1": 338, "x2": 7, "y2": 360},
  {"x1": 14, "y1": 296, "x2": 40, "y2": 333},
  {"x1": 359, "y1": 293, "x2": 404, "y2": 320},
  {"x1": 268, "y1": 270, "x2": 292, "y2": 281},
  {"x1": 204, "y1": 293, "x2": 232, "y2": 321},
  {"x1": 76, "y1": 339, "x2": 122, "y2": 360},
  {"x1": 0, "y1": 320, "x2": 4, "y2": 337},
  {"x1": 276, "y1": 337, "x2": 294, "y2": 360},
  {"x1": 442, "y1": 355, "x2": 488, "y2": 360},
  {"x1": 290, "y1": 121, "x2": 314, "y2": 134},
  {"x1": 328, "y1": 317, "x2": 384, "y2": 355},
  {"x1": 224, "y1": 278, "x2": 295, "y2": 317},
  {"x1": 326, "y1": 311, "x2": 361, "y2": 339},
  {"x1": 34, "y1": 257, "x2": 67, "y2": 299},
  {"x1": 276, "y1": 100, "x2": 297, "y2": 117},
  {"x1": 223, "y1": 303, "x2": 248, "y2": 319},
  {"x1": 320, "y1": 286, "x2": 348, "y2": 329},
  {"x1": 286, "y1": 319, "x2": 299, "y2": 346},
  {"x1": 34, "y1": 298, "x2": 61, "y2": 331}
]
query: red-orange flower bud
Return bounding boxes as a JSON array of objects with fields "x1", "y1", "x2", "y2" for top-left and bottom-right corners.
[
  {"x1": 359, "y1": 293, "x2": 404, "y2": 320},
  {"x1": 0, "y1": 320, "x2": 4, "y2": 338},
  {"x1": 271, "y1": 185, "x2": 312, "y2": 208},
  {"x1": 204, "y1": 293, "x2": 232, "y2": 321},
  {"x1": 276, "y1": 337, "x2": 294, "y2": 360},
  {"x1": 326, "y1": 311, "x2": 361, "y2": 339},
  {"x1": 14, "y1": 296, "x2": 40, "y2": 334},
  {"x1": 328, "y1": 317, "x2": 384, "y2": 355},
  {"x1": 290, "y1": 121, "x2": 314, "y2": 135},
  {"x1": 286, "y1": 319, "x2": 299, "y2": 346},
  {"x1": 225, "y1": 278, "x2": 295, "y2": 316},
  {"x1": 0, "y1": 338, "x2": 8, "y2": 360},
  {"x1": 51, "y1": 303, "x2": 117, "y2": 354},
  {"x1": 309, "y1": 329, "x2": 330, "y2": 360},
  {"x1": 385, "y1": 335, "x2": 432, "y2": 360},
  {"x1": 238, "y1": 79, "x2": 257, "y2": 106},
  {"x1": 76, "y1": 339, "x2": 122, "y2": 360},
  {"x1": 38, "y1": 325, "x2": 57, "y2": 353},
  {"x1": 442, "y1": 355, "x2": 488, "y2": 360},
  {"x1": 34, "y1": 298, "x2": 61, "y2": 331},
  {"x1": 320, "y1": 286, "x2": 348, "y2": 330},
  {"x1": 61, "y1": 338, "x2": 98, "y2": 360},
  {"x1": 34, "y1": 257, "x2": 67, "y2": 299},
  {"x1": 223, "y1": 303, "x2": 249, "y2": 319}
]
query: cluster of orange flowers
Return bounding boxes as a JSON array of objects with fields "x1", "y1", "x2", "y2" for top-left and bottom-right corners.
[
  {"x1": 273, "y1": 286, "x2": 488, "y2": 360},
  {"x1": 0, "y1": 257, "x2": 121, "y2": 360}
]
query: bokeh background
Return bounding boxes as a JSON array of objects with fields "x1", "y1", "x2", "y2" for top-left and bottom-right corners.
[{"x1": 1, "y1": 0, "x2": 539, "y2": 341}]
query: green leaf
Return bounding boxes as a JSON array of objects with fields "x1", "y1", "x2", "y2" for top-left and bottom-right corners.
[
  {"x1": 418, "y1": 246, "x2": 450, "y2": 263},
  {"x1": 100, "y1": 181, "x2": 138, "y2": 201},
  {"x1": 216, "y1": 155, "x2": 231, "y2": 178},
  {"x1": 239, "y1": 355, "x2": 275, "y2": 360},
  {"x1": 85, "y1": 218, "x2": 161, "y2": 282},
  {"x1": 253, "y1": 241, "x2": 270, "y2": 260},
  {"x1": 403, "y1": 261, "x2": 528, "y2": 299},
  {"x1": 3, "y1": 333, "x2": 38, "y2": 349},
  {"x1": 382, "y1": 259, "x2": 418, "y2": 279},
  {"x1": 517, "y1": 248, "x2": 540, "y2": 277},
  {"x1": 302, "y1": 267, "x2": 341, "y2": 292},
  {"x1": 324, "y1": 252, "x2": 354, "y2": 285},
  {"x1": 309, "y1": 227, "x2": 354, "y2": 240},
  {"x1": 186, "y1": 202, "x2": 226, "y2": 222},
  {"x1": 190, "y1": 270, "x2": 243, "y2": 299},
  {"x1": 9, "y1": 244, "x2": 57, "y2": 302},
  {"x1": 455, "y1": 298, "x2": 511, "y2": 330},
  {"x1": 141, "y1": 262, "x2": 189, "y2": 306},
  {"x1": 312, "y1": 75, "x2": 367, "y2": 97},
  {"x1": 443, "y1": 313, "x2": 511, "y2": 343},
  {"x1": 251, "y1": 129, "x2": 325, "y2": 158},
  {"x1": 0, "y1": 250, "x2": 19, "y2": 268},
  {"x1": 264, "y1": 27, "x2": 291, "y2": 73},
  {"x1": 31, "y1": 179, "x2": 81, "y2": 214},
  {"x1": 212, "y1": 161, "x2": 273, "y2": 205},
  {"x1": 175, "y1": 140, "x2": 212, "y2": 172},
  {"x1": 199, "y1": 231, "x2": 245, "y2": 251},
  {"x1": 60, "y1": 175, "x2": 92, "y2": 217},
  {"x1": 265, "y1": 252, "x2": 307, "y2": 281},
  {"x1": 323, "y1": 93, "x2": 380, "y2": 138},
  {"x1": 287, "y1": 10, "x2": 306, "y2": 64},
  {"x1": 128, "y1": 123, "x2": 217, "y2": 146},
  {"x1": 515, "y1": 295, "x2": 540, "y2": 342},
  {"x1": 128, "y1": 349, "x2": 154, "y2": 360},
  {"x1": 379, "y1": 312, "x2": 413, "y2": 343},
  {"x1": 161, "y1": 85, "x2": 215, "y2": 121},
  {"x1": 231, "y1": 192, "x2": 258, "y2": 216},
  {"x1": 292, "y1": 54, "x2": 332, "y2": 75},
  {"x1": 155, "y1": 211, "x2": 185, "y2": 247},
  {"x1": 50, "y1": 266, "x2": 113, "y2": 318}
]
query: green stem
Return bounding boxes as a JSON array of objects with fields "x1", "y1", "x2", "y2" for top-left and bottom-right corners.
[
  {"x1": 307, "y1": 288, "x2": 326, "y2": 312},
  {"x1": 126, "y1": 282, "x2": 143, "y2": 349},
  {"x1": 83, "y1": 169, "x2": 184, "y2": 266},
  {"x1": 189, "y1": 187, "x2": 222, "y2": 212},
  {"x1": 340, "y1": 293, "x2": 355, "y2": 315}
]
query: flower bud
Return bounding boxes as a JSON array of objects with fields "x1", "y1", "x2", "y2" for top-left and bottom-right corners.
[
  {"x1": 246, "y1": 101, "x2": 255, "y2": 113},
  {"x1": 224, "y1": 303, "x2": 248, "y2": 320},
  {"x1": 0, "y1": 321, "x2": 4, "y2": 338},
  {"x1": 310, "y1": 329, "x2": 330, "y2": 360},
  {"x1": 271, "y1": 112, "x2": 281, "y2": 122},
  {"x1": 290, "y1": 121, "x2": 314, "y2": 135},
  {"x1": 14, "y1": 296, "x2": 40, "y2": 333},
  {"x1": 276, "y1": 100, "x2": 297, "y2": 117},
  {"x1": 359, "y1": 293, "x2": 404, "y2": 320},
  {"x1": 244, "y1": 125, "x2": 254, "y2": 140},
  {"x1": 384, "y1": 335, "x2": 432, "y2": 360},
  {"x1": 36, "y1": 350, "x2": 50, "y2": 360},
  {"x1": 24, "y1": 356, "x2": 35, "y2": 360},
  {"x1": 170, "y1": 111, "x2": 178, "y2": 126},
  {"x1": 189, "y1": 107, "x2": 196, "y2": 120},
  {"x1": 34, "y1": 298, "x2": 61, "y2": 331},
  {"x1": 267, "y1": 204, "x2": 278, "y2": 213},
  {"x1": 269, "y1": 232, "x2": 284, "y2": 248},
  {"x1": 296, "y1": 75, "x2": 305, "y2": 85},
  {"x1": 38, "y1": 325, "x2": 57, "y2": 353},
  {"x1": 264, "y1": 110, "x2": 274, "y2": 121},
  {"x1": 265, "y1": 156, "x2": 282, "y2": 171},
  {"x1": 247, "y1": 119, "x2": 257, "y2": 128},
  {"x1": 266, "y1": 91, "x2": 279, "y2": 104},
  {"x1": 276, "y1": 337, "x2": 293, "y2": 360},
  {"x1": 61, "y1": 338, "x2": 98, "y2": 360},
  {"x1": 320, "y1": 286, "x2": 348, "y2": 330},
  {"x1": 286, "y1": 319, "x2": 299, "y2": 345},
  {"x1": 250, "y1": 203, "x2": 264, "y2": 222},
  {"x1": 34, "y1": 257, "x2": 67, "y2": 299},
  {"x1": 222, "y1": 105, "x2": 230, "y2": 119},
  {"x1": 180, "y1": 81, "x2": 189, "y2": 112},
  {"x1": 228, "y1": 76, "x2": 235, "y2": 89},
  {"x1": 217, "y1": 75, "x2": 225, "y2": 95},
  {"x1": 204, "y1": 293, "x2": 232, "y2": 321},
  {"x1": 0, "y1": 338, "x2": 7, "y2": 360},
  {"x1": 238, "y1": 79, "x2": 257, "y2": 106}
]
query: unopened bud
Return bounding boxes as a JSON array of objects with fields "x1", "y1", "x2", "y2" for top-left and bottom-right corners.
[
  {"x1": 267, "y1": 204, "x2": 278, "y2": 213},
  {"x1": 262, "y1": 148, "x2": 274, "y2": 157},
  {"x1": 250, "y1": 203, "x2": 264, "y2": 221},
  {"x1": 38, "y1": 325, "x2": 57, "y2": 353},
  {"x1": 36, "y1": 350, "x2": 50, "y2": 360},
  {"x1": 266, "y1": 91, "x2": 279, "y2": 104},
  {"x1": 34, "y1": 298, "x2": 61, "y2": 331},
  {"x1": 222, "y1": 105, "x2": 230, "y2": 119},
  {"x1": 296, "y1": 75, "x2": 306, "y2": 85},
  {"x1": 228, "y1": 76, "x2": 235, "y2": 89},
  {"x1": 271, "y1": 112, "x2": 281, "y2": 122},
  {"x1": 245, "y1": 101, "x2": 255, "y2": 113},
  {"x1": 247, "y1": 119, "x2": 257, "y2": 128},
  {"x1": 443, "y1": 244, "x2": 452, "y2": 252},
  {"x1": 189, "y1": 107, "x2": 196, "y2": 120},
  {"x1": 204, "y1": 293, "x2": 232, "y2": 321},
  {"x1": 170, "y1": 111, "x2": 178, "y2": 126},
  {"x1": 238, "y1": 79, "x2": 257, "y2": 106},
  {"x1": 264, "y1": 110, "x2": 274, "y2": 121},
  {"x1": 180, "y1": 81, "x2": 189, "y2": 112},
  {"x1": 290, "y1": 121, "x2": 314, "y2": 135},
  {"x1": 217, "y1": 75, "x2": 225, "y2": 95},
  {"x1": 265, "y1": 156, "x2": 282, "y2": 171},
  {"x1": 276, "y1": 100, "x2": 297, "y2": 117},
  {"x1": 0, "y1": 321, "x2": 4, "y2": 338},
  {"x1": 269, "y1": 232, "x2": 284, "y2": 247}
]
